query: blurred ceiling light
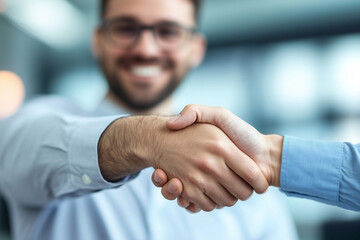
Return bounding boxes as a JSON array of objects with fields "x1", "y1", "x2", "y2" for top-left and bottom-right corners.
[
  {"x1": 0, "y1": 71, "x2": 25, "y2": 118},
  {"x1": 262, "y1": 42, "x2": 320, "y2": 122},
  {"x1": 4, "y1": 0, "x2": 86, "y2": 49},
  {"x1": 326, "y1": 35, "x2": 360, "y2": 113}
]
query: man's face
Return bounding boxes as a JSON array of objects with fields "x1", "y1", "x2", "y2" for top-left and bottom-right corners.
[{"x1": 94, "y1": 0, "x2": 205, "y2": 111}]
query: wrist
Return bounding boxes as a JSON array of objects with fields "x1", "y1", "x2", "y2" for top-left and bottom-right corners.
[
  {"x1": 98, "y1": 116, "x2": 168, "y2": 182},
  {"x1": 264, "y1": 134, "x2": 283, "y2": 187},
  {"x1": 130, "y1": 115, "x2": 171, "y2": 169}
]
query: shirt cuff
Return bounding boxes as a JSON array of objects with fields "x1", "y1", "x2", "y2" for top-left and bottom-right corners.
[
  {"x1": 280, "y1": 136, "x2": 343, "y2": 205},
  {"x1": 68, "y1": 116, "x2": 138, "y2": 192}
]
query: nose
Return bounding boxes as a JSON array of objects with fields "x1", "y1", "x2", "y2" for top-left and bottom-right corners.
[{"x1": 132, "y1": 30, "x2": 161, "y2": 57}]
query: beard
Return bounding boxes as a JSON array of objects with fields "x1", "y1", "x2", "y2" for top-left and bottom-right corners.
[{"x1": 99, "y1": 55, "x2": 189, "y2": 111}]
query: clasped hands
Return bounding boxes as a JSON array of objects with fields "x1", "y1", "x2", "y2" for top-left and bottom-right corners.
[{"x1": 151, "y1": 105, "x2": 283, "y2": 213}]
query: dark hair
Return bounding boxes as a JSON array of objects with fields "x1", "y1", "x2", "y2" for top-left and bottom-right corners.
[{"x1": 100, "y1": 0, "x2": 202, "y2": 22}]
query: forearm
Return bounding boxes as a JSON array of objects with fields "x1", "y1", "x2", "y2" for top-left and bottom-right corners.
[
  {"x1": 280, "y1": 136, "x2": 360, "y2": 211},
  {"x1": 0, "y1": 98, "x2": 127, "y2": 206}
]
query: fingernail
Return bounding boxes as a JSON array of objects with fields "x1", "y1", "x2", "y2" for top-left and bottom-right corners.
[
  {"x1": 186, "y1": 209, "x2": 196, "y2": 214},
  {"x1": 168, "y1": 114, "x2": 181, "y2": 124},
  {"x1": 167, "y1": 183, "x2": 177, "y2": 194},
  {"x1": 153, "y1": 173, "x2": 161, "y2": 183},
  {"x1": 186, "y1": 208, "x2": 201, "y2": 214}
]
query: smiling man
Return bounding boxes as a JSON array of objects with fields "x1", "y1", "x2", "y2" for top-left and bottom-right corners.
[
  {"x1": 96, "y1": 0, "x2": 204, "y2": 112},
  {"x1": 0, "y1": 0, "x2": 297, "y2": 239}
]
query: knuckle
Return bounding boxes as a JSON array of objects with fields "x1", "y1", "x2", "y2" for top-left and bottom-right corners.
[
  {"x1": 187, "y1": 174, "x2": 201, "y2": 186},
  {"x1": 181, "y1": 186, "x2": 195, "y2": 200},
  {"x1": 224, "y1": 198, "x2": 238, "y2": 207},
  {"x1": 182, "y1": 188, "x2": 195, "y2": 200},
  {"x1": 255, "y1": 184, "x2": 268, "y2": 194},
  {"x1": 177, "y1": 197, "x2": 189, "y2": 208},
  {"x1": 161, "y1": 187, "x2": 175, "y2": 200},
  {"x1": 182, "y1": 186, "x2": 206, "y2": 203},
  {"x1": 203, "y1": 203, "x2": 217, "y2": 212},
  {"x1": 208, "y1": 139, "x2": 231, "y2": 157},
  {"x1": 246, "y1": 165, "x2": 262, "y2": 183},
  {"x1": 237, "y1": 187, "x2": 254, "y2": 201},
  {"x1": 187, "y1": 204, "x2": 201, "y2": 213},
  {"x1": 216, "y1": 106, "x2": 230, "y2": 117},
  {"x1": 184, "y1": 104, "x2": 197, "y2": 112},
  {"x1": 198, "y1": 158, "x2": 218, "y2": 175}
]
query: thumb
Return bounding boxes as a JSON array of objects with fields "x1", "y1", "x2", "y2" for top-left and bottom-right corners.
[
  {"x1": 166, "y1": 105, "x2": 198, "y2": 130},
  {"x1": 167, "y1": 104, "x2": 230, "y2": 131}
]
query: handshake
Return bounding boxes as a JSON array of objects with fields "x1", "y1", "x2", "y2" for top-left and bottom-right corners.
[{"x1": 149, "y1": 105, "x2": 284, "y2": 213}]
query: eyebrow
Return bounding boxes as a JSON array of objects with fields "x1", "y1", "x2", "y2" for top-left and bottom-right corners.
[{"x1": 104, "y1": 16, "x2": 138, "y2": 23}]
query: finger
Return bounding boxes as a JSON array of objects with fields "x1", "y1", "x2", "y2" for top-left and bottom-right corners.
[
  {"x1": 177, "y1": 196, "x2": 190, "y2": 208},
  {"x1": 186, "y1": 203, "x2": 201, "y2": 213},
  {"x1": 227, "y1": 149, "x2": 269, "y2": 194},
  {"x1": 182, "y1": 184, "x2": 228, "y2": 211},
  {"x1": 205, "y1": 182, "x2": 238, "y2": 207},
  {"x1": 182, "y1": 187, "x2": 217, "y2": 212},
  {"x1": 152, "y1": 169, "x2": 168, "y2": 187},
  {"x1": 166, "y1": 104, "x2": 203, "y2": 130},
  {"x1": 203, "y1": 159, "x2": 255, "y2": 202},
  {"x1": 166, "y1": 104, "x2": 230, "y2": 131},
  {"x1": 160, "y1": 178, "x2": 183, "y2": 200},
  {"x1": 221, "y1": 169, "x2": 255, "y2": 201}
]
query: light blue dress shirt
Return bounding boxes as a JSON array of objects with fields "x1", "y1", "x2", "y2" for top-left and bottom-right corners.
[
  {"x1": 281, "y1": 136, "x2": 360, "y2": 211},
  {"x1": 0, "y1": 97, "x2": 297, "y2": 240}
]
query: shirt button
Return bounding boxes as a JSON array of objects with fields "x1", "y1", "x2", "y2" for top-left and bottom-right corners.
[{"x1": 82, "y1": 174, "x2": 92, "y2": 185}]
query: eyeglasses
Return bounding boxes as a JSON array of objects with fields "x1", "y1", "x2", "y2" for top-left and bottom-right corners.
[{"x1": 100, "y1": 18, "x2": 197, "y2": 51}]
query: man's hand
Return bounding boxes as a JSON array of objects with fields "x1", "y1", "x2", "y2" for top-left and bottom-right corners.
[
  {"x1": 98, "y1": 115, "x2": 268, "y2": 212},
  {"x1": 151, "y1": 105, "x2": 283, "y2": 212}
]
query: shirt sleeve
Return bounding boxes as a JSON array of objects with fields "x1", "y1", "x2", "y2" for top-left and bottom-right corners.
[
  {"x1": 0, "y1": 97, "x2": 138, "y2": 207},
  {"x1": 280, "y1": 136, "x2": 360, "y2": 211}
]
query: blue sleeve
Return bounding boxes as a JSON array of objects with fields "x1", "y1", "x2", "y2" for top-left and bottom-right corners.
[
  {"x1": 0, "y1": 97, "x2": 137, "y2": 207},
  {"x1": 280, "y1": 136, "x2": 360, "y2": 211}
]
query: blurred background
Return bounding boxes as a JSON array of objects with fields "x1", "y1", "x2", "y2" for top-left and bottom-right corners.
[{"x1": 1, "y1": 0, "x2": 360, "y2": 239}]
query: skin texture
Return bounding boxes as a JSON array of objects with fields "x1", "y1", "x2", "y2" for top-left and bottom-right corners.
[{"x1": 152, "y1": 105, "x2": 283, "y2": 212}]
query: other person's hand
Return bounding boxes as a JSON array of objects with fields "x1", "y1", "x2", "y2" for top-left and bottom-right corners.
[
  {"x1": 99, "y1": 115, "x2": 269, "y2": 212},
  {"x1": 152, "y1": 105, "x2": 283, "y2": 212}
]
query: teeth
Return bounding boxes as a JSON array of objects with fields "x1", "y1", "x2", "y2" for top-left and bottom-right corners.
[{"x1": 131, "y1": 66, "x2": 162, "y2": 77}]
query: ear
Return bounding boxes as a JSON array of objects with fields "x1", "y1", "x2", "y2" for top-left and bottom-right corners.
[
  {"x1": 91, "y1": 28, "x2": 103, "y2": 58},
  {"x1": 189, "y1": 34, "x2": 207, "y2": 68}
]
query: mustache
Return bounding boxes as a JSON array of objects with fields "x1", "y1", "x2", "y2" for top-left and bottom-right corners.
[{"x1": 116, "y1": 56, "x2": 173, "y2": 68}]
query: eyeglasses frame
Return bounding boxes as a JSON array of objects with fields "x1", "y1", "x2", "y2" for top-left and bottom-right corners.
[{"x1": 100, "y1": 17, "x2": 198, "y2": 50}]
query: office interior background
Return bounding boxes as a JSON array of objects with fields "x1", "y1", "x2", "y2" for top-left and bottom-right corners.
[{"x1": 1, "y1": 0, "x2": 360, "y2": 239}]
